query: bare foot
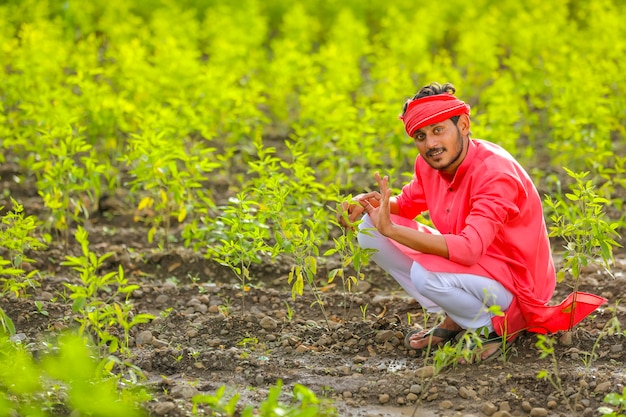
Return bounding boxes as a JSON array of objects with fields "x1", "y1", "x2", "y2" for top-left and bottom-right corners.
[
  {"x1": 406, "y1": 316, "x2": 463, "y2": 350},
  {"x1": 458, "y1": 331, "x2": 512, "y2": 364}
]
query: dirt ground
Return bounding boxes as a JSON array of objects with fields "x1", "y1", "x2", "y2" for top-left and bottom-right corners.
[{"x1": 1, "y1": 166, "x2": 625, "y2": 417}]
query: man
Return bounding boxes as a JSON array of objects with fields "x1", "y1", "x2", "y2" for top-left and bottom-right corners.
[{"x1": 340, "y1": 82, "x2": 606, "y2": 361}]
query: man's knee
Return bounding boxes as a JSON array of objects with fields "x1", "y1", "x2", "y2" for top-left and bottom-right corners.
[{"x1": 412, "y1": 272, "x2": 445, "y2": 297}]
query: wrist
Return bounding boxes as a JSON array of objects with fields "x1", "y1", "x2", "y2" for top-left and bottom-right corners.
[{"x1": 380, "y1": 222, "x2": 396, "y2": 238}]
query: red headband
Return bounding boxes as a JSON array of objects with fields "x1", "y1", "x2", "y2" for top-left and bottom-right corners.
[{"x1": 399, "y1": 93, "x2": 470, "y2": 137}]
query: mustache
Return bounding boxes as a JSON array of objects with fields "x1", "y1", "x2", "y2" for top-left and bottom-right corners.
[{"x1": 426, "y1": 148, "x2": 445, "y2": 157}]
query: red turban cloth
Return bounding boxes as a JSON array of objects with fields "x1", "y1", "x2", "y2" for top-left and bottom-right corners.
[{"x1": 399, "y1": 93, "x2": 471, "y2": 137}]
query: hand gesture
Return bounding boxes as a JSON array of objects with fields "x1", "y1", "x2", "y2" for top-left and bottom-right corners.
[
  {"x1": 337, "y1": 190, "x2": 382, "y2": 228},
  {"x1": 358, "y1": 172, "x2": 393, "y2": 235}
]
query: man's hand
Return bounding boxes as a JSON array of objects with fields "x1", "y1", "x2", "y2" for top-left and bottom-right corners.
[
  {"x1": 337, "y1": 191, "x2": 382, "y2": 228},
  {"x1": 358, "y1": 172, "x2": 393, "y2": 235}
]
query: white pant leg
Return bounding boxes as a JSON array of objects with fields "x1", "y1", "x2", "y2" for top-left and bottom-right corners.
[
  {"x1": 358, "y1": 215, "x2": 513, "y2": 332},
  {"x1": 358, "y1": 215, "x2": 441, "y2": 311},
  {"x1": 411, "y1": 263, "x2": 513, "y2": 332}
]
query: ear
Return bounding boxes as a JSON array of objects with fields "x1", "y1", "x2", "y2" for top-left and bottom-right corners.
[{"x1": 457, "y1": 113, "x2": 471, "y2": 135}]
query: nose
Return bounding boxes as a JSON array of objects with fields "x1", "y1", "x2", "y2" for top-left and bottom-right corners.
[{"x1": 424, "y1": 133, "x2": 439, "y2": 149}]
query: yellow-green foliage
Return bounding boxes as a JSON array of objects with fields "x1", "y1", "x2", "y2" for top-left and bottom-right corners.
[
  {"x1": 0, "y1": 0, "x2": 624, "y2": 234},
  {"x1": 0, "y1": 332, "x2": 148, "y2": 417}
]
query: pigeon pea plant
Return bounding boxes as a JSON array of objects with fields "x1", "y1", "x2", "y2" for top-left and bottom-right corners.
[
  {"x1": 123, "y1": 127, "x2": 219, "y2": 250},
  {"x1": 206, "y1": 191, "x2": 276, "y2": 312},
  {"x1": 325, "y1": 204, "x2": 375, "y2": 320},
  {"x1": 61, "y1": 226, "x2": 154, "y2": 353},
  {"x1": 191, "y1": 379, "x2": 337, "y2": 417},
  {"x1": 0, "y1": 198, "x2": 46, "y2": 297},
  {"x1": 544, "y1": 168, "x2": 622, "y2": 291},
  {"x1": 0, "y1": 198, "x2": 46, "y2": 335},
  {"x1": 0, "y1": 332, "x2": 149, "y2": 417},
  {"x1": 245, "y1": 137, "x2": 338, "y2": 327},
  {"x1": 537, "y1": 168, "x2": 622, "y2": 416},
  {"x1": 30, "y1": 123, "x2": 110, "y2": 248}
]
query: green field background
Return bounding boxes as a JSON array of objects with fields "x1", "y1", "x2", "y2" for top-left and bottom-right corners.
[{"x1": 1, "y1": 0, "x2": 624, "y2": 240}]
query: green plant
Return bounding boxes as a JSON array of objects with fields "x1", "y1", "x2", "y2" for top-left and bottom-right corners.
[
  {"x1": 192, "y1": 380, "x2": 337, "y2": 417},
  {"x1": 284, "y1": 301, "x2": 295, "y2": 322},
  {"x1": 207, "y1": 192, "x2": 275, "y2": 312},
  {"x1": 30, "y1": 124, "x2": 109, "y2": 248},
  {"x1": 599, "y1": 387, "x2": 626, "y2": 417},
  {"x1": 544, "y1": 168, "x2": 622, "y2": 289},
  {"x1": 0, "y1": 331, "x2": 149, "y2": 416},
  {"x1": 360, "y1": 304, "x2": 368, "y2": 322},
  {"x1": 535, "y1": 334, "x2": 576, "y2": 415},
  {"x1": 0, "y1": 198, "x2": 46, "y2": 298},
  {"x1": 61, "y1": 226, "x2": 154, "y2": 352},
  {"x1": 325, "y1": 205, "x2": 375, "y2": 320},
  {"x1": 33, "y1": 301, "x2": 49, "y2": 317},
  {"x1": 238, "y1": 336, "x2": 259, "y2": 349},
  {"x1": 123, "y1": 129, "x2": 219, "y2": 250}
]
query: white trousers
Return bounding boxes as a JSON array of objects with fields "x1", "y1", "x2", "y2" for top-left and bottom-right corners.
[{"x1": 358, "y1": 215, "x2": 513, "y2": 332}]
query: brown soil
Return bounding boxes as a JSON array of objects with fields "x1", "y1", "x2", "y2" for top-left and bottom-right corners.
[{"x1": 1, "y1": 170, "x2": 625, "y2": 417}]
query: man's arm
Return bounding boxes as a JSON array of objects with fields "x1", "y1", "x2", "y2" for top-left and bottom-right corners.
[
  {"x1": 359, "y1": 172, "x2": 449, "y2": 258},
  {"x1": 379, "y1": 223, "x2": 449, "y2": 258}
]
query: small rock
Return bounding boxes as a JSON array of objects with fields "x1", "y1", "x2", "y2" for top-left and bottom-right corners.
[
  {"x1": 595, "y1": 381, "x2": 612, "y2": 394},
  {"x1": 10, "y1": 333, "x2": 27, "y2": 343},
  {"x1": 187, "y1": 298, "x2": 201, "y2": 306},
  {"x1": 481, "y1": 402, "x2": 498, "y2": 416},
  {"x1": 354, "y1": 280, "x2": 372, "y2": 293},
  {"x1": 37, "y1": 291, "x2": 54, "y2": 301},
  {"x1": 155, "y1": 294, "x2": 169, "y2": 305},
  {"x1": 559, "y1": 332, "x2": 573, "y2": 346},
  {"x1": 259, "y1": 316, "x2": 278, "y2": 330},
  {"x1": 162, "y1": 281, "x2": 177, "y2": 293},
  {"x1": 371, "y1": 295, "x2": 394, "y2": 305},
  {"x1": 521, "y1": 401, "x2": 532, "y2": 412},
  {"x1": 610, "y1": 344, "x2": 623, "y2": 353},
  {"x1": 459, "y1": 386, "x2": 477, "y2": 399},
  {"x1": 375, "y1": 330, "x2": 394, "y2": 343},
  {"x1": 439, "y1": 400, "x2": 453, "y2": 409},
  {"x1": 153, "y1": 401, "x2": 176, "y2": 415},
  {"x1": 295, "y1": 345, "x2": 310, "y2": 353},
  {"x1": 414, "y1": 366, "x2": 435, "y2": 378},
  {"x1": 135, "y1": 330, "x2": 153, "y2": 346},
  {"x1": 378, "y1": 393, "x2": 390, "y2": 404},
  {"x1": 409, "y1": 384, "x2": 422, "y2": 394},
  {"x1": 406, "y1": 393, "x2": 418, "y2": 402},
  {"x1": 530, "y1": 408, "x2": 548, "y2": 417},
  {"x1": 170, "y1": 384, "x2": 198, "y2": 399}
]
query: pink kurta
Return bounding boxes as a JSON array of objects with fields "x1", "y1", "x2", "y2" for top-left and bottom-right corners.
[{"x1": 392, "y1": 139, "x2": 605, "y2": 337}]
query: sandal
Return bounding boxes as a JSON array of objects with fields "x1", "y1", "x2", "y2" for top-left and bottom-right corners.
[{"x1": 404, "y1": 326, "x2": 463, "y2": 351}]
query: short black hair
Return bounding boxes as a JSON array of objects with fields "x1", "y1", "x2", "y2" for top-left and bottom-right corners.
[{"x1": 402, "y1": 82, "x2": 459, "y2": 126}]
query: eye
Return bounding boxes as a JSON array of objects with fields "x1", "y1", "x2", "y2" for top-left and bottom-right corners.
[
  {"x1": 433, "y1": 126, "x2": 443, "y2": 134},
  {"x1": 413, "y1": 132, "x2": 425, "y2": 141}
]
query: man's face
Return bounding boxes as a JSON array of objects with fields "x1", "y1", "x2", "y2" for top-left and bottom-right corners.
[{"x1": 412, "y1": 117, "x2": 469, "y2": 175}]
